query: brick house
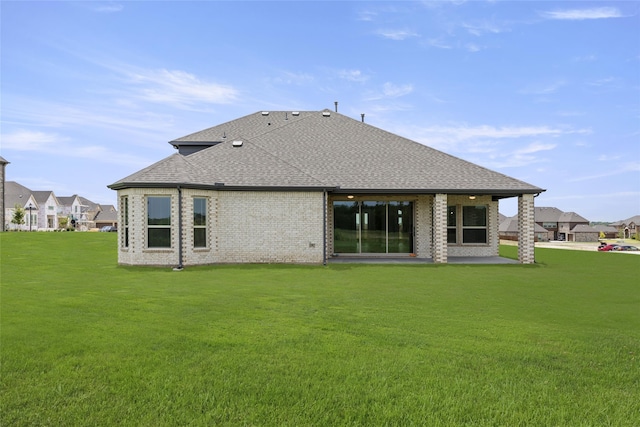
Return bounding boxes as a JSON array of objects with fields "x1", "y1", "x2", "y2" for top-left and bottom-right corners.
[
  {"x1": 534, "y1": 207, "x2": 598, "y2": 242},
  {"x1": 108, "y1": 109, "x2": 544, "y2": 266},
  {"x1": 611, "y1": 215, "x2": 640, "y2": 239}
]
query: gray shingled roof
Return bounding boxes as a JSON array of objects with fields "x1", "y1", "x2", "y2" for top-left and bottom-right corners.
[
  {"x1": 110, "y1": 110, "x2": 544, "y2": 195},
  {"x1": 500, "y1": 216, "x2": 548, "y2": 233},
  {"x1": 611, "y1": 215, "x2": 640, "y2": 226},
  {"x1": 5, "y1": 181, "x2": 34, "y2": 208}
]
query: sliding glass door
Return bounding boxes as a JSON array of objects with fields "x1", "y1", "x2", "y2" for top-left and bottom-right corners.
[{"x1": 333, "y1": 200, "x2": 413, "y2": 254}]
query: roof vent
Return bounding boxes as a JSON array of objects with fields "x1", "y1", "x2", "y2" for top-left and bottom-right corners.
[
  {"x1": 232, "y1": 140, "x2": 243, "y2": 147},
  {"x1": 261, "y1": 111, "x2": 269, "y2": 116},
  {"x1": 291, "y1": 111, "x2": 300, "y2": 116},
  {"x1": 322, "y1": 111, "x2": 331, "y2": 117}
]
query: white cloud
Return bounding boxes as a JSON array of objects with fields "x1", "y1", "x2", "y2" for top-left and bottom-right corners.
[
  {"x1": 568, "y1": 162, "x2": 640, "y2": 182},
  {"x1": 541, "y1": 7, "x2": 623, "y2": 20},
  {"x1": 376, "y1": 29, "x2": 419, "y2": 40},
  {"x1": 515, "y1": 142, "x2": 557, "y2": 155},
  {"x1": 94, "y1": 3, "x2": 124, "y2": 13},
  {"x1": 129, "y1": 69, "x2": 238, "y2": 107},
  {"x1": 466, "y1": 43, "x2": 483, "y2": 53},
  {"x1": 1, "y1": 130, "x2": 69, "y2": 151},
  {"x1": 426, "y1": 37, "x2": 453, "y2": 49},
  {"x1": 1, "y1": 130, "x2": 148, "y2": 168},
  {"x1": 463, "y1": 22, "x2": 506, "y2": 36},
  {"x1": 519, "y1": 80, "x2": 566, "y2": 95},
  {"x1": 272, "y1": 71, "x2": 315, "y2": 86},
  {"x1": 382, "y1": 82, "x2": 414, "y2": 98},
  {"x1": 337, "y1": 69, "x2": 369, "y2": 83},
  {"x1": 390, "y1": 123, "x2": 590, "y2": 168}
]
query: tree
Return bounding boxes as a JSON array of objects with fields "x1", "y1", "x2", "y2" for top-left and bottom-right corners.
[{"x1": 11, "y1": 204, "x2": 25, "y2": 228}]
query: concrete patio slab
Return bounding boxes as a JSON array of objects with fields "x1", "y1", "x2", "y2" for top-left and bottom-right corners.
[{"x1": 328, "y1": 256, "x2": 519, "y2": 265}]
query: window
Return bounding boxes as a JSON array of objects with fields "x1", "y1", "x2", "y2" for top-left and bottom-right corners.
[
  {"x1": 462, "y1": 206, "x2": 487, "y2": 244},
  {"x1": 193, "y1": 197, "x2": 207, "y2": 248},
  {"x1": 121, "y1": 196, "x2": 129, "y2": 248},
  {"x1": 447, "y1": 205, "x2": 457, "y2": 244},
  {"x1": 447, "y1": 205, "x2": 488, "y2": 245},
  {"x1": 147, "y1": 196, "x2": 171, "y2": 248}
]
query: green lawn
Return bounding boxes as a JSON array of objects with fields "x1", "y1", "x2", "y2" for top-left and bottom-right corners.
[{"x1": 1, "y1": 233, "x2": 639, "y2": 426}]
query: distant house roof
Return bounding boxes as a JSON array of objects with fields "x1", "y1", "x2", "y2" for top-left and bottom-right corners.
[
  {"x1": 5, "y1": 181, "x2": 34, "y2": 208},
  {"x1": 500, "y1": 216, "x2": 548, "y2": 233},
  {"x1": 0, "y1": 156, "x2": 9, "y2": 165},
  {"x1": 534, "y1": 207, "x2": 565, "y2": 222},
  {"x1": 535, "y1": 207, "x2": 590, "y2": 223},
  {"x1": 94, "y1": 204, "x2": 118, "y2": 222},
  {"x1": 110, "y1": 110, "x2": 544, "y2": 196},
  {"x1": 559, "y1": 212, "x2": 589, "y2": 223},
  {"x1": 611, "y1": 215, "x2": 640, "y2": 226},
  {"x1": 57, "y1": 195, "x2": 80, "y2": 206},
  {"x1": 571, "y1": 224, "x2": 598, "y2": 233},
  {"x1": 592, "y1": 224, "x2": 618, "y2": 233},
  {"x1": 31, "y1": 190, "x2": 59, "y2": 206}
]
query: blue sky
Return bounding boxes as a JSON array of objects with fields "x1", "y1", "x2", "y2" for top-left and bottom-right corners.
[{"x1": 1, "y1": 1, "x2": 638, "y2": 222}]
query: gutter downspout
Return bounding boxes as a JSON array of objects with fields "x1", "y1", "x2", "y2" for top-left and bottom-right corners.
[
  {"x1": 323, "y1": 189, "x2": 327, "y2": 266},
  {"x1": 174, "y1": 186, "x2": 184, "y2": 271}
]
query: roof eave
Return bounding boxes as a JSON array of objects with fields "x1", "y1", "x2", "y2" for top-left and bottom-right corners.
[{"x1": 109, "y1": 182, "x2": 545, "y2": 197}]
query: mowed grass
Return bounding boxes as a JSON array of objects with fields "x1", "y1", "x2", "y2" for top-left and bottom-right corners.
[{"x1": 1, "y1": 233, "x2": 639, "y2": 426}]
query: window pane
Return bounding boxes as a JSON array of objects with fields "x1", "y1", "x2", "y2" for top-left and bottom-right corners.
[
  {"x1": 194, "y1": 198, "x2": 207, "y2": 226},
  {"x1": 361, "y1": 201, "x2": 386, "y2": 253},
  {"x1": 463, "y1": 206, "x2": 486, "y2": 226},
  {"x1": 333, "y1": 201, "x2": 359, "y2": 253},
  {"x1": 388, "y1": 202, "x2": 413, "y2": 253},
  {"x1": 447, "y1": 206, "x2": 457, "y2": 227},
  {"x1": 194, "y1": 228, "x2": 206, "y2": 248},
  {"x1": 447, "y1": 228, "x2": 457, "y2": 244},
  {"x1": 148, "y1": 197, "x2": 171, "y2": 225},
  {"x1": 148, "y1": 228, "x2": 171, "y2": 248},
  {"x1": 463, "y1": 229, "x2": 487, "y2": 244},
  {"x1": 123, "y1": 197, "x2": 129, "y2": 226}
]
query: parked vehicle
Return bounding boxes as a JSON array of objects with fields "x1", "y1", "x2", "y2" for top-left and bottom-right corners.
[
  {"x1": 100, "y1": 226, "x2": 117, "y2": 232},
  {"x1": 619, "y1": 245, "x2": 639, "y2": 251},
  {"x1": 598, "y1": 244, "x2": 621, "y2": 252}
]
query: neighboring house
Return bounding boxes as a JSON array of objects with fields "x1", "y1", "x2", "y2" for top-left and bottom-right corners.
[
  {"x1": 31, "y1": 190, "x2": 60, "y2": 230},
  {"x1": 591, "y1": 224, "x2": 618, "y2": 239},
  {"x1": 58, "y1": 194, "x2": 94, "y2": 229},
  {"x1": 610, "y1": 215, "x2": 640, "y2": 239},
  {"x1": 501, "y1": 207, "x2": 599, "y2": 242},
  {"x1": 0, "y1": 156, "x2": 8, "y2": 231},
  {"x1": 534, "y1": 207, "x2": 598, "y2": 242},
  {"x1": 94, "y1": 204, "x2": 118, "y2": 229},
  {"x1": 5, "y1": 181, "x2": 39, "y2": 231},
  {"x1": 109, "y1": 109, "x2": 544, "y2": 266},
  {"x1": 499, "y1": 216, "x2": 549, "y2": 242},
  {"x1": 57, "y1": 195, "x2": 85, "y2": 227}
]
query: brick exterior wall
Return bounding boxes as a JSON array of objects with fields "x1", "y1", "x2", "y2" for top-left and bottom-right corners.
[
  {"x1": 116, "y1": 188, "x2": 325, "y2": 266},
  {"x1": 115, "y1": 189, "x2": 515, "y2": 266},
  {"x1": 446, "y1": 195, "x2": 499, "y2": 258},
  {"x1": 414, "y1": 195, "x2": 432, "y2": 258},
  {"x1": 518, "y1": 193, "x2": 536, "y2": 264},
  {"x1": 215, "y1": 191, "x2": 325, "y2": 264},
  {"x1": 432, "y1": 193, "x2": 448, "y2": 263}
]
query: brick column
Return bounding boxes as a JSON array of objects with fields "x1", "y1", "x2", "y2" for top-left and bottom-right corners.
[
  {"x1": 518, "y1": 193, "x2": 535, "y2": 264},
  {"x1": 432, "y1": 193, "x2": 448, "y2": 263}
]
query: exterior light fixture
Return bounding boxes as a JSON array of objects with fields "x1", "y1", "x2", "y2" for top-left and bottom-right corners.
[
  {"x1": 347, "y1": 195, "x2": 355, "y2": 199},
  {"x1": 469, "y1": 195, "x2": 477, "y2": 200}
]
